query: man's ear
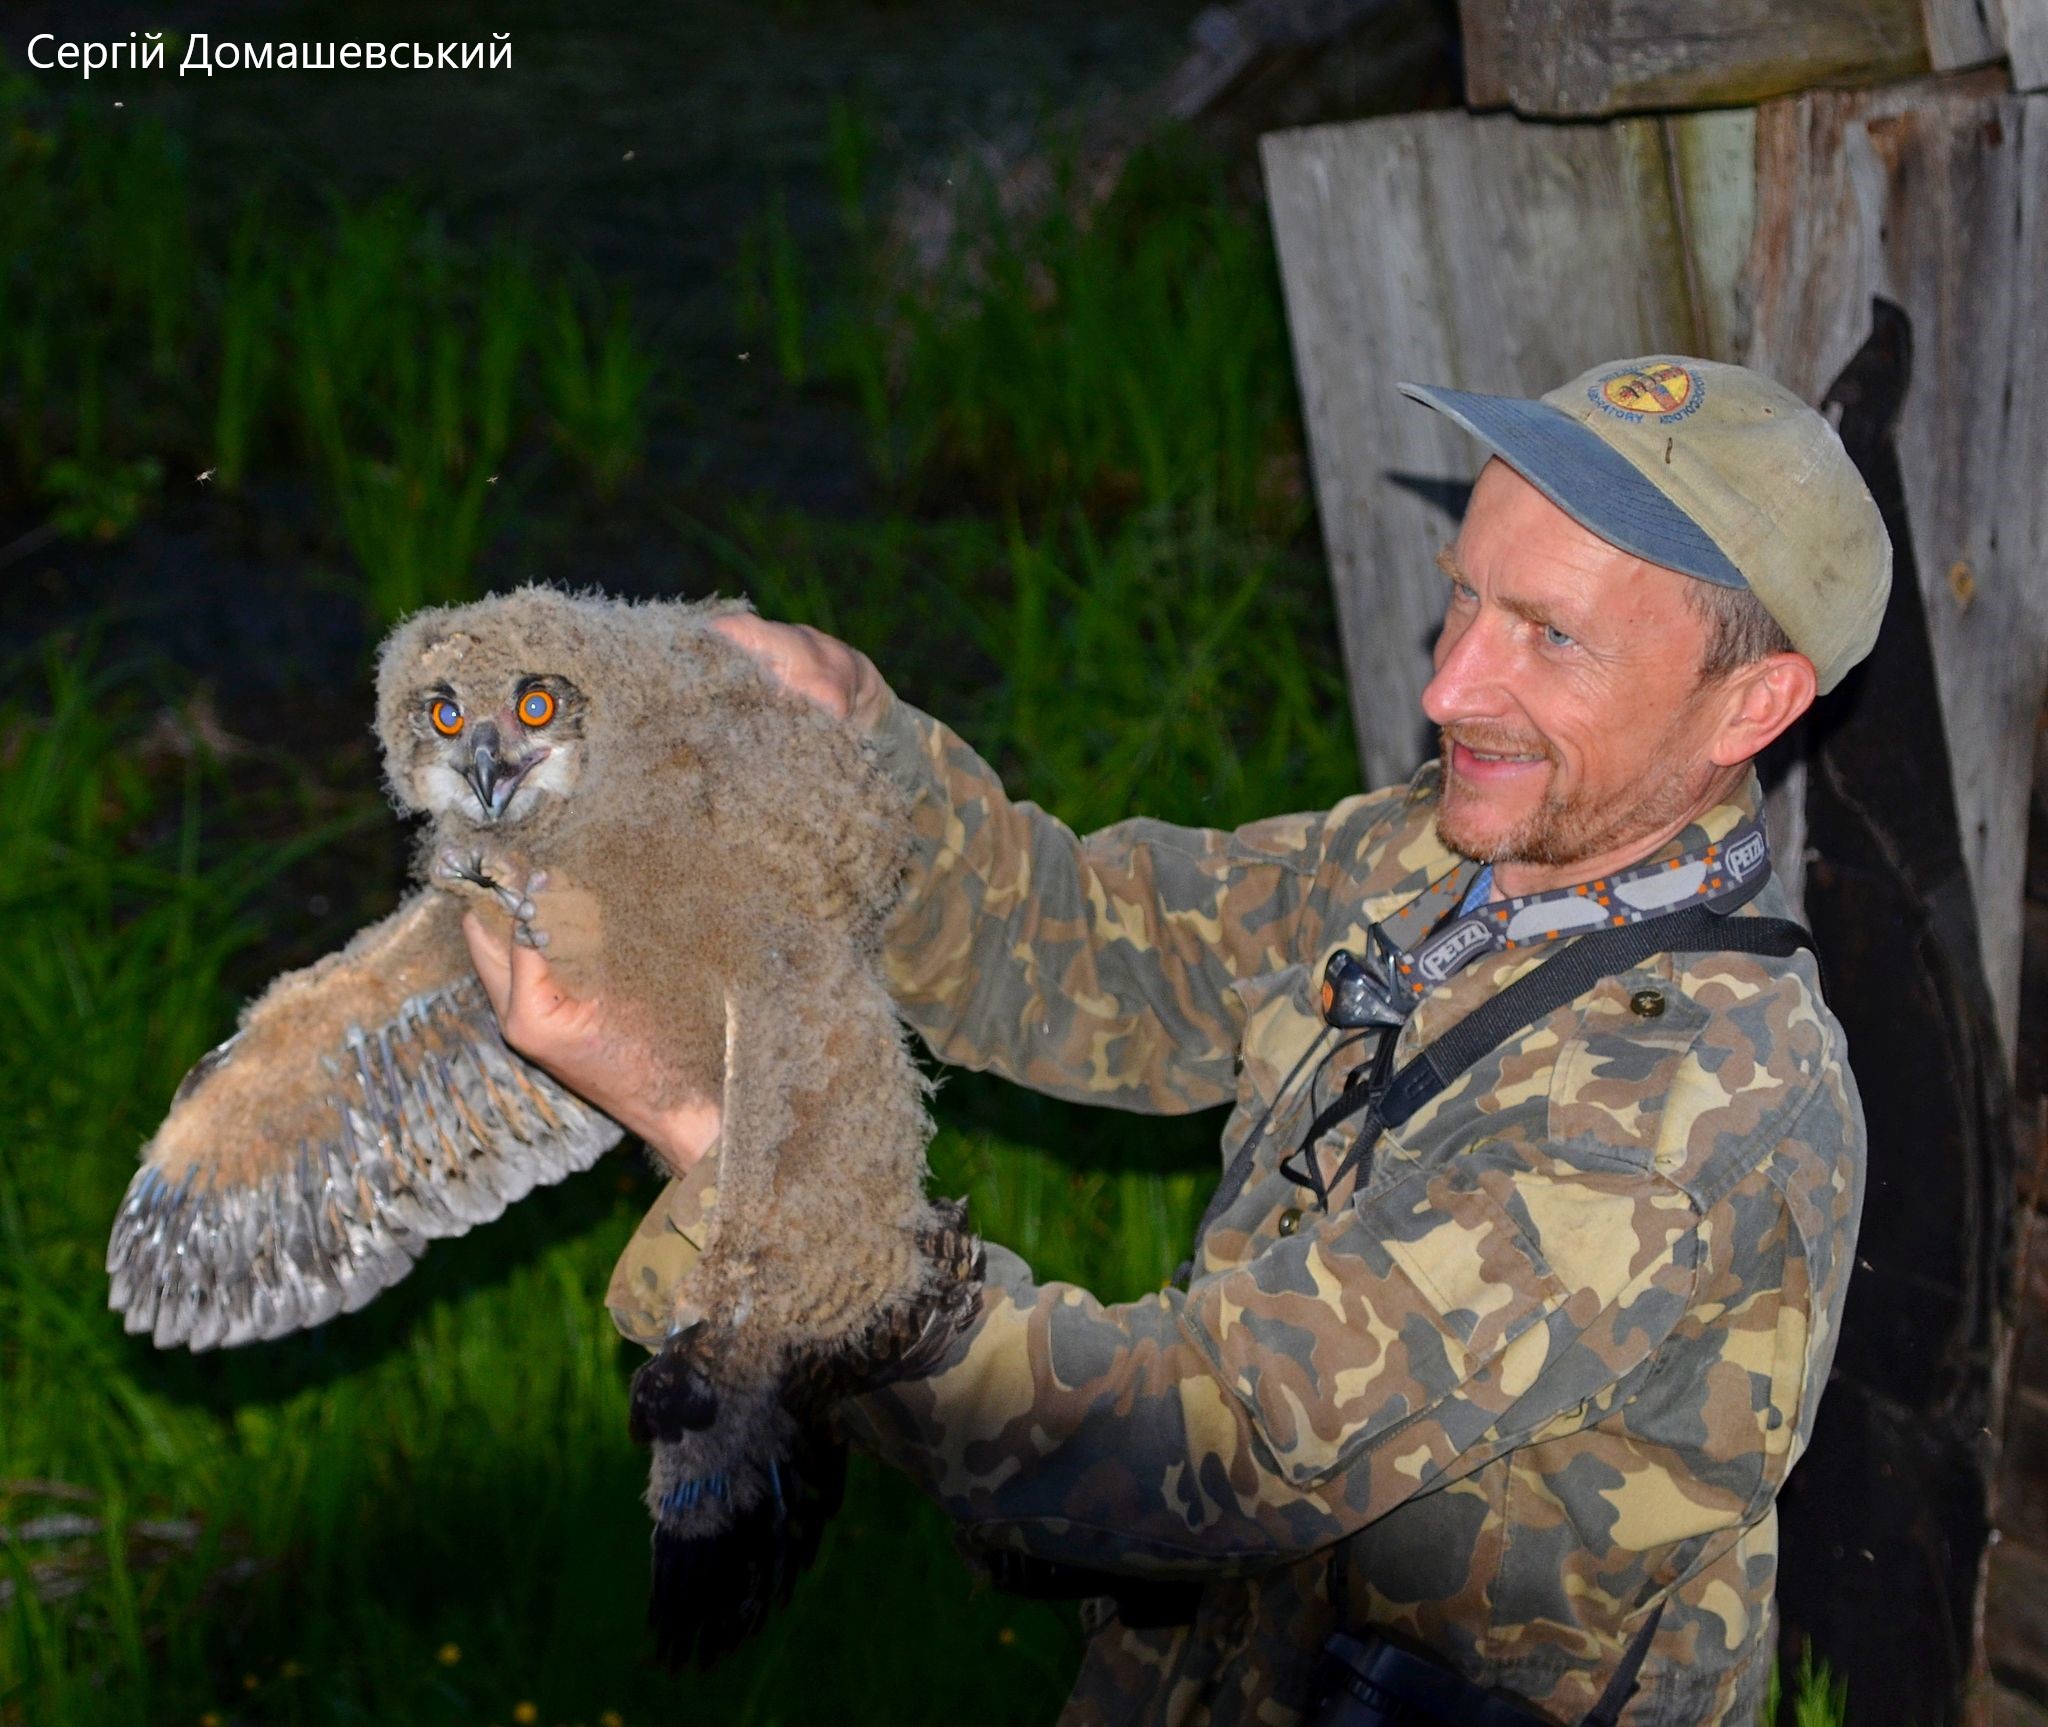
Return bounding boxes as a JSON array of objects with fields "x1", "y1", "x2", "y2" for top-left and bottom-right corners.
[{"x1": 1708, "y1": 652, "x2": 1819, "y2": 767}]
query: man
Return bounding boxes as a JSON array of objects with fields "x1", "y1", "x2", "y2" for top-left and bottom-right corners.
[{"x1": 465, "y1": 356, "x2": 1884, "y2": 1724}]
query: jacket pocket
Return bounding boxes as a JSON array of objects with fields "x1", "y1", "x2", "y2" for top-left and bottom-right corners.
[{"x1": 1180, "y1": 1159, "x2": 1570, "y2": 1488}]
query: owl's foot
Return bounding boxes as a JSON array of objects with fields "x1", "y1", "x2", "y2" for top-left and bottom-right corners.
[
  {"x1": 510, "y1": 868, "x2": 551, "y2": 948},
  {"x1": 629, "y1": 1323, "x2": 720, "y2": 1444},
  {"x1": 839, "y1": 1195, "x2": 986, "y2": 1393},
  {"x1": 432, "y1": 847, "x2": 504, "y2": 896},
  {"x1": 627, "y1": 1213, "x2": 981, "y2": 1670},
  {"x1": 434, "y1": 851, "x2": 552, "y2": 947}
]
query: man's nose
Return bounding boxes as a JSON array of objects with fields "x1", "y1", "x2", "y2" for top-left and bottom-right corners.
[{"x1": 1421, "y1": 610, "x2": 1505, "y2": 727}]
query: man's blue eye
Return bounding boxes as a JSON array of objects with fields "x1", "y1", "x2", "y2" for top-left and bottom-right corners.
[{"x1": 1543, "y1": 624, "x2": 1575, "y2": 649}]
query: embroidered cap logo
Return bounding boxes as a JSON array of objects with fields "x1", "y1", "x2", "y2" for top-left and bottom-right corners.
[{"x1": 1592, "y1": 362, "x2": 1703, "y2": 423}]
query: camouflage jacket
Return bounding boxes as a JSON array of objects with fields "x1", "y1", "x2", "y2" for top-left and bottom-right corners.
[{"x1": 607, "y1": 696, "x2": 1865, "y2": 1727}]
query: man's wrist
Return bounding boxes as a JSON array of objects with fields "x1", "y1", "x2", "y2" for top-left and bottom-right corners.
[{"x1": 632, "y1": 1098, "x2": 721, "y2": 1176}]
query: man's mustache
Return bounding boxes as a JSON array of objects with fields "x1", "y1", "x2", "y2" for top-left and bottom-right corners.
[{"x1": 1440, "y1": 725, "x2": 1552, "y2": 762}]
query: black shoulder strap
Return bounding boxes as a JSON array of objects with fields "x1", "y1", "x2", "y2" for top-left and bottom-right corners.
[
  {"x1": 1295, "y1": 908, "x2": 1815, "y2": 1208},
  {"x1": 1581, "y1": 1600, "x2": 1665, "y2": 1727},
  {"x1": 1378, "y1": 907, "x2": 1814, "y2": 1134}
]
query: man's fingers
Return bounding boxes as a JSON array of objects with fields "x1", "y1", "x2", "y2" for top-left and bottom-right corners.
[
  {"x1": 506, "y1": 929, "x2": 565, "y2": 1017},
  {"x1": 707, "y1": 612, "x2": 787, "y2": 679},
  {"x1": 461, "y1": 911, "x2": 513, "y2": 1021},
  {"x1": 708, "y1": 614, "x2": 851, "y2": 719},
  {"x1": 708, "y1": 611, "x2": 782, "y2": 657}
]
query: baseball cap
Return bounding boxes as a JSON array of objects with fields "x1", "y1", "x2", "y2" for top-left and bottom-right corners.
[{"x1": 1397, "y1": 356, "x2": 1891, "y2": 693}]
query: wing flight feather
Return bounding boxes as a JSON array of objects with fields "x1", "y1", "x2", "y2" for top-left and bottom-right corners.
[{"x1": 107, "y1": 888, "x2": 623, "y2": 1350}]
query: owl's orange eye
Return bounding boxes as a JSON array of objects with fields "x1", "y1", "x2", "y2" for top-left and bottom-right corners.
[
  {"x1": 429, "y1": 699, "x2": 464, "y2": 737},
  {"x1": 517, "y1": 688, "x2": 556, "y2": 727}
]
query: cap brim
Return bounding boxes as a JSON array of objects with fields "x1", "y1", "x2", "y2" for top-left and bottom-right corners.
[{"x1": 1396, "y1": 382, "x2": 1747, "y2": 590}]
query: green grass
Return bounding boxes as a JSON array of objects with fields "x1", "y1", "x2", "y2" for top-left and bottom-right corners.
[
  {"x1": 683, "y1": 497, "x2": 1355, "y2": 836},
  {"x1": 1766, "y1": 1644, "x2": 1850, "y2": 1727},
  {"x1": 0, "y1": 80, "x2": 189, "y2": 479},
  {"x1": 286, "y1": 201, "x2": 536, "y2": 619},
  {"x1": 788, "y1": 127, "x2": 1310, "y2": 529},
  {"x1": 539, "y1": 280, "x2": 659, "y2": 501},
  {"x1": 0, "y1": 58, "x2": 657, "y2": 623}
]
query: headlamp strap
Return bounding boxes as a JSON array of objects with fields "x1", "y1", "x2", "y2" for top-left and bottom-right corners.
[{"x1": 1379, "y1": 817, "x2": 1772, "y2": 1014}]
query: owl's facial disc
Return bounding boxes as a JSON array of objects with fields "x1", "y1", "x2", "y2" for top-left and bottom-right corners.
[{"x1": 413, "y1": 675, "x2": 584, "y2": 825}]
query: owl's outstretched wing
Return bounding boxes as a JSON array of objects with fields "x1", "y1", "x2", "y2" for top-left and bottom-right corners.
[{"x1": 107, "y1": 888, "x2": 623, "y2": 1351}]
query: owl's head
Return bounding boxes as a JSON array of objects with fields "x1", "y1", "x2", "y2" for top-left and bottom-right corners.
[
  {"x1": 378, "y1": 650, "x2": 584, "y2": 830},
  {"x1": 373, "y1": 587, "x2": 624, "y2": 830},
  {"x1": 374, "y1": 584, "x2": 761, "y2": 829}
]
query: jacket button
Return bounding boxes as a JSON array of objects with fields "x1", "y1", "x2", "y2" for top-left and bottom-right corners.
[
  {"x1": 1277, "y1": 1208, "x2": 1303, "y2": 1237},
  {"x1": 1629, "y1": 988, "x2": 1666, "y2": 1019}
]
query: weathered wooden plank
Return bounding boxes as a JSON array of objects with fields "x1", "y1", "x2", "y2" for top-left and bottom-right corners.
[
  {"x1": 1920, "y1": 0, "x2": 2007, "y2": 72},
  {"x1": 1261, "y1": 110, "x2": 1701, "y2": 787},
  {"x1": 1986, "y1": 1541, "x2": 2048, "y2": 1700},
  {"x1": 1992, "y1": 1680, "x2": 2048, "y2": 1727},
  {"x1": 1743, "y1": 73, "x2": 2048, "y2": 1057},
  {"x1": 1457, "y1": 0, "x2": 1931, "y2": 116},
  {"x1": 1455, "y1": 0, "x2": 1511, "y2": 108},
  {"x1": 2005, "y1": 0, "x2": 2048, "y2": 87},
  {"x1": 1662, "y1": 109, "x2": 1757, "y2": 361},
  {"x1": 1998, "y1": 1368, "x2": 2048, "y2": 1550}
]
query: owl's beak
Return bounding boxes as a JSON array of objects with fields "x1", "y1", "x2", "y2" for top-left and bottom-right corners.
[{"x1": 461, "y1": 722, "x2": 542, "y2": 821}]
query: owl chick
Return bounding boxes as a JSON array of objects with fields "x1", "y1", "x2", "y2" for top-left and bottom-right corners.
[{"x1": 107, "y1": 585, "x2": 983, "y2": 1662}]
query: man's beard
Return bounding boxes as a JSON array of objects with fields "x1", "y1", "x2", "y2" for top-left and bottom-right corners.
[{"x1": 1433, "y1": 722, "x2": 1713, "y2": 871}]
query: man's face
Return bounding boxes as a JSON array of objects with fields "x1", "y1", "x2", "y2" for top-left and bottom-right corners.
[{"x1": 1421, "y1": 460, "x2": 1733, "y2": 884}]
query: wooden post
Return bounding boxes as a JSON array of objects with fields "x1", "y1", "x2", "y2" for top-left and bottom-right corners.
[
  {"x1": 1457, "y1": 0, "x2": 1934, "y2": 114},
  {"x1": 1457, "y1": 0, "x2": 2048, "y2": 104},
  {"x1": 1739, "y1": 73, "x2": 2048, "y2": 1061}
]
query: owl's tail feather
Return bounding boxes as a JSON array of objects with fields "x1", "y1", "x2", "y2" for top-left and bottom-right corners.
[{"x1": 646, "y1": 1421, "x2": 847, "y2": 1669}]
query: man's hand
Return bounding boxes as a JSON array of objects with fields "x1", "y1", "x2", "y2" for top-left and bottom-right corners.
[
  {"x1": 709, "y1": 613, "x2": 892, "y2": 731},
  {"x1": 461, "y1": 910, "x2": 721, "y2": 1175}
]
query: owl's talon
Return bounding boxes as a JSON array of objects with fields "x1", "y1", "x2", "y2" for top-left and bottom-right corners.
[
  {"x1": 434, "y1": 848, "x2": 500, "y2": 892},
  {"x1": 631, "y1": 1339, "x2": 721, "y2": 1443}
]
